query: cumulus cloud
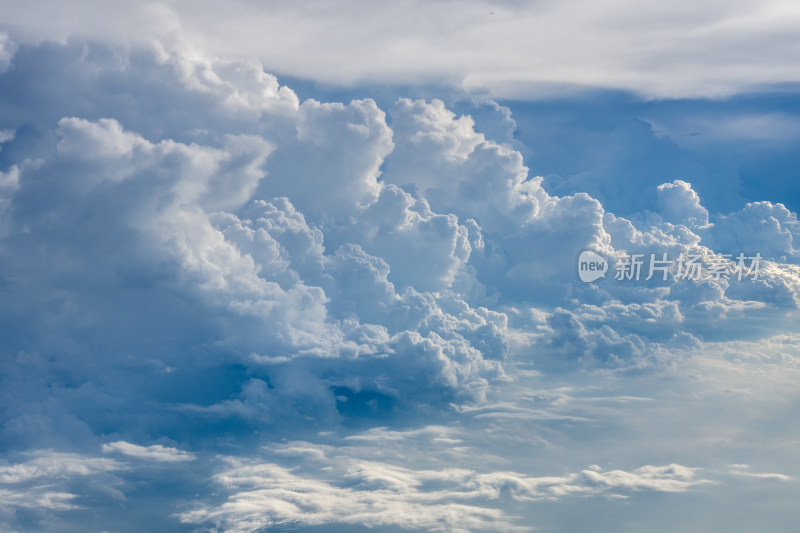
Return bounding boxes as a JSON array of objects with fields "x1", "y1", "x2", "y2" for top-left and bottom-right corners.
[
  {"x1": 708, "y1": 201, "x2": 800, "y2": 260},
  {"x1": 656, "y1": 180, "x2": 710, "y2": 229},
  {"x1": 0, "y1": 31, "x2": 799, "y2": 533},
  {"x1": 384, "y1": 98, "x2": 615, "y2": 304},
  {"x1": 1, "y1": 38, "x2": 798, "y2": 408}
]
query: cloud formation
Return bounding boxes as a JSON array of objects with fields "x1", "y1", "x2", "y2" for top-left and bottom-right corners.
[
  {"x1": 179, "y1": 435, "x2": 710, "y2": 533},
  {"x1": 0, "y1": 32, "x2": 798, "y2": 533},
  {"x1": 101, "y1": 441, "x2": 195, "y2": 462},
  {"x1": 2, "y1": 1, "x2": 800, "y2": 98}
]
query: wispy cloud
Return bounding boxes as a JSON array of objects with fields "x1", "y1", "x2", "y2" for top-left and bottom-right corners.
[
  {"x1": 101, "y1": 441, "x2": 195, "y2": 463},
  {"x1": 180, "y1": 454, "x2": 708, "y2": 532}
]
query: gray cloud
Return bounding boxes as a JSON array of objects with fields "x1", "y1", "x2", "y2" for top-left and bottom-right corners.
[{"x1": 2, "y1": 1, "x2": 800, "y2": 98}]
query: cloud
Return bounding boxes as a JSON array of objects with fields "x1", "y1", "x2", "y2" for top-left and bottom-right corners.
[
  {"x1": 101, "y1": 442, "x2": 195, "y2": 463},
  {"x1": 707, "y1": 201, "x2": 800, "y2": 260},
  {"x1": 3, "y1": 1, "x2": 800, "y2": 99},
  {"x1": 258, "y1": 98, "x2": 392, "y2": 223},
  {"x1": 656, "y1": 180, "x2": 710, "y2": 229},
  {"x1": 0, "y1": 33, "x2": 799, "y2": 533},
  {"x1": 0, "y1": 129, "x2": 13, "y2": 144},
  {"x1": 180, "y1": 460, "x2": 526, "y2": 533},
  {"x1": 470, "y1": 464, "x2": 708, "y2": 499},
  {"x1": 0, "y1": 32, "x2": 13, "y2": 73},
  {"x1": 384, "y1": 98, "x2": 615, "y2": 303},
  {"x1": 728, "y1": 464, "x2": 792, "y2": 482},
  {"x1": 179, "y1": 447, "x2": 707, "y2": 533},
  {"x1": 0, "y1": 47, "x2": 514, "y2": 421},
  {"x1": 0, "y1": 451, "x2": 126, "y2": 520},
  {"x1": 0, "y1": 452, "x2": 124, "y2": 485}
]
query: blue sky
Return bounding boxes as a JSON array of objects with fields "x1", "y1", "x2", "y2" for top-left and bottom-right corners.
[{"x1": 0, "y1": 1, "x2": 799, "y2": 532}]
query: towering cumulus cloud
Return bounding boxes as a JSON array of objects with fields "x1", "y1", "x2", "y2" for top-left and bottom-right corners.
[{"x1": 0, "y1": 24, "x2": 798, "y2": 533}]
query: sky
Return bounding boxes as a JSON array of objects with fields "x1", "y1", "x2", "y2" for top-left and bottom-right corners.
[{"x1": 0, "y1": 1, "x2": 799, "y2": 532}]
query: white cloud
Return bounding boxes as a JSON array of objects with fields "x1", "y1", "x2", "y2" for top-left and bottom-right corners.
[
  {"x1": 181, "y1": 461, "x2": 525, "y2": 533},
  {"x1": 260, "y1": 98, "x2": 393, "y2": 223},
  {"x1": 0, "y1": 451, "x2": 126, "y2": 514},
  {"x1": 0, "y1": 33, "x2": 799, "y2": 533},
  {"x1": 101, "y1": 441, "x2": 195, "y2": 462},
  {"x1": 0, "y1": 452, "x2": 124, "y2": 484},
  {"x1": 708, "y1": 201, "x2": 800, "y2": 260},
  {"x1": 656, "y1": 180, "x2": 710, "y2": 229},
  {"x1": 346, "y1": 185, "x2": 474, "y2": 292},
  {"x1": 728, "y1": 464, "x2": 792, "y2": 481},
  {"x1": 470, "y1": 464, "x2": 708, "y2": 499},
  {"x1": 0, "y1": 488, "x2": 80, "y2": 511},
  {"x1": 180, "y1": 451, "x2": 707, "y2": 533}
]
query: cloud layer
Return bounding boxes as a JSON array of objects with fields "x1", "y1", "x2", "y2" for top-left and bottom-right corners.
[{"x1": 2, "y1": 0, "x2": 800, "y2": 99}]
